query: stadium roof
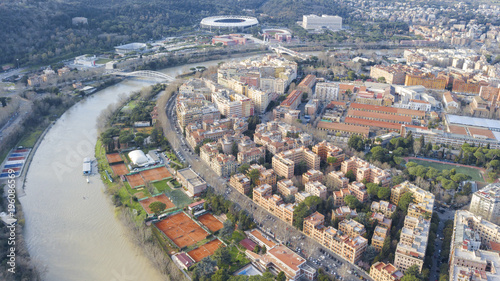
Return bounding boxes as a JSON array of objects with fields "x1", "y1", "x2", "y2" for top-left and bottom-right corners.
[{"x1": 447, "y1": 115, "x2": 500, "y2": 131}]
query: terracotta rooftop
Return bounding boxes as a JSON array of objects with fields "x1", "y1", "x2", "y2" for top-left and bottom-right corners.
[
  {"x1": 345, "y1": 117, "x2": 402, "y2": 131},
  {"x1": 350, "y1": 103, "x2": 425, "y2": 117},
  {"x1": 347, "y1": 109, "x2": 411, "y2": 123},
  {"x1": 249, "y1": 229, "x2": 276, "y2": 249},
  {"x1": 448, "y1": 125, "x2": 468, "y2": 135},
  {"x1": 268, "y1": 245, "x2": 306, "y2": 272},
  {"x1": 317, "y1": 121, "x2": 370, "y2": 135}
]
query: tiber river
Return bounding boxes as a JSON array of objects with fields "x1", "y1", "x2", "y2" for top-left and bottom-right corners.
[{"x1": 20, "y1": 54, "x2": 266, "y2": 281}]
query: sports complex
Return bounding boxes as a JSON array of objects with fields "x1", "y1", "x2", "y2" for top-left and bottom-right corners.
[{"x1": 200, "y1": 16, "x2": 259, "y2": 31}]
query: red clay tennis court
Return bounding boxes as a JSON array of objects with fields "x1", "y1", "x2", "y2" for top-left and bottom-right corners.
[
  {"x1": 126, "y1": 173, "x2": 145, "y2": 188},
  {"x1": 106, "y1": 153, "x2": 123, "y2": 164},
  {"x1": 187, "y1": 239, "x2": 224, "y2": 262},
  {"x1": 140, "y1": 194, "x2": 176, "y2": 215},
  {"x1": 155, "y1": 212, "x2": 208, "y2": 249},
  {"x1": 140, "y1": 167, "x2": 172, "y2": 182},
  {"x1": 110, "y1": 164, "x2": 129, "y2": 176},
  {"x1": 198, "y1": 213, "x2": 224, "y2": 232}
]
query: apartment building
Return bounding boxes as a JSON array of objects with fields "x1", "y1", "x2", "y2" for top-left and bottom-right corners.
[
  {"x1": 390, "y1": 181, "x2": 435, "y2": 208},
  {"x1": 470, "y1": 183, "x2": 500, "y2": 223},
  {"x1": 211, "y1": 153, "x2": 238, "y2": 177},
  {"x1": 277, "y1": 179, "x2": 298, "y2": 197},
  {"x1": 295, "y1": 191, "x2": 312, "y2": 203},
  {"x1": 230, "y1": 173, "x2": 251, "y2": 195},
  {"x1": 302, "y1": 169, "x2": 324, "y2": 184},
  {"x1": 312, "y1": 141, "x2": 345, "y2": 166},
  {"x1": 370, "y1": 65, "x2": 407, "y2": 85},
  {"x1": 341, "y1": 156, "x2": 391, "y2": 187},
  {"x1": 371, "y1": 212, "x2": 393, "y2": 229},
  {"x1": 347, "y1": 181, "x2": 368, "y2": 202},
  {"x1": 252, "y1": 184, "x2": 296, "y2": 225},
  {"x1": 249, "y1": 164, "x2": 277, "y2": 187},
  {"x1": 370, "y1": 262, "x2": 404, "y2": 281},
  {"x1": 371, "y1": 200, "x2": 397, "y2": 217},
  {"x1": 371, "y1": 226, "x2": 390, "y2": 251},
  {"x1": 333, "y1": 188, "x2": 352, "y2": 207},
  {"x1": 314, "y1": 82, "x2": 339, "y2": 102},
  {"x1": 200, "y1": 142, "x2": 219, "y2": 165},
  {"x1": 305, "y1": 181, "x2": 328, "y2": 200},
  {"x1": 339, "y1": 219, "x2": 366, "y2": 238},
  {"x1": 237, "y1": 146, "x2": 265, "y2": 164},
  {"x1": 281, "y1": 90, "x2": 304, "y2": 110},
  {"x1": 272, "y1": 147, "x2": 320, "y2": 179},
  {"x1": 297, "y1": 74, "x2": 317, "y2": 94},
  {"x1": 333, "y1": 206, "x2": 358, "y2": 220},
  {"x1": 454, "y1": 210, "x2": 500, "y2": 246},
  {"x1": 176, "y1": 100, "x2": 221, "y2": 130},
  {"x1": 394, "y1": 216, "x2": 431, "y2": 273},
  {"x1": 449, "y1": 210, "x2": 500, "y2": 281},
  {"x1": 327, "y1": 171, "x2": 349, "y2": 190},
  {"x1": 303, "y1": 212, "x2": 368, "y2": 264}
]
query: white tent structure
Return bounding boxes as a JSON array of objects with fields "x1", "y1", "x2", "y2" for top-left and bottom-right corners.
[{"x1": 128, "y1": 150, "x2": 150, "y2": 167}]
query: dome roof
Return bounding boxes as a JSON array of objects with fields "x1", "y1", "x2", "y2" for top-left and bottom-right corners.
[{"x1": 128, "y1": 150, "x2": 148, "y2": 166}]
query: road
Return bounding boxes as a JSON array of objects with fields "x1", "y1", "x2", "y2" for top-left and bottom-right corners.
[
  {"x1": 161, "y1": 92, "x2": 370, "y2": 281},
  {"x1": 429, "y1": 207, "x2": 455, "y2": 281}
]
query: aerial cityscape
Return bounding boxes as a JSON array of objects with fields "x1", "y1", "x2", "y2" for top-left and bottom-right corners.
[{"x1": 2, "y1": 0, "x2": 500, "y2": 281}]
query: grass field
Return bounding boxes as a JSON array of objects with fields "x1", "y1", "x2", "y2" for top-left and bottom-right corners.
[
  {"x1": 165, "y1": 189, "x2": 192, "y2": 208},
  {"x1": 17, "y1": 128, "x2": 44, "y2": 148},
  {"x1": 153, "y1": 179, "x2": 172, "y2": 193},
  {"x1": 96, "y1": 58, "x2": 112, "y2": 64},
  {"x1": 409, "y1": 159, "x2": 484, "y2": 182}
]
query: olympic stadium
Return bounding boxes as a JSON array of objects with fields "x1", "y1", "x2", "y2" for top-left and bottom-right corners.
[{"x1": 200, "y1": 16, "x2": 259, "y2": 31}]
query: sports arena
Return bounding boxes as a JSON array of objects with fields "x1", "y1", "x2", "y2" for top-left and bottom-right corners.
[{"x1": 200, "y1": 16, "x2": 259, "y2": 31}]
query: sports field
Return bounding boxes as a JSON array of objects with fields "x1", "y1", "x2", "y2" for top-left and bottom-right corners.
[
  {"x1": 140, "y1": 194, "x2": 176, "y2": 215},
  {"x1": 187, "y1": 239, "x2": 224, "y2": 262},
  {"x1": 110, "y1": 164, "x2": 129, "y2": 176},
  {"x1": 106, "y1": 153, "x2": 123, "y2": 164},
  {"x1": 141, "y1": 166, "x2": 172, "y2": 182},
  {"x1": 408, "y1": 159, "x2": 484, "y2": 182},
  {"x1": 198, "y1": 213, "x2": 224, "y2": 232},
  {"x1": 155, "y1": 212, "x2": 208, "y2": 249},
  {"x1": 126, "y1": 173, "x2": 145, "y2": 188}
]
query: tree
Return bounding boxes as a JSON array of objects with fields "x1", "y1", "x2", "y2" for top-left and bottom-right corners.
[
  {"x1": 134, "y1": 135, "x2": 144, "y2": 145},
  {"x1": 253, "y1": 245, "x2": 261, "y2": 253},
  {"x1": 377, "y1": 76, "x2": 386, "y2": 83},
  {"x1": 220, "y1": 220, "x2": 234, "y2": 239},
  {"x1": 211, "y1": 268, "x2": 229, "y2": 281},
  {"x1": 345, "y1": 170, "x2": 356, "y2": 182},
  {"x1": 247, "y1": 169, "x2": 260, "y2": 186},
  {"x1": 231, "y1": 142, "x2": 238, "y2": 157},
  {"x1": 377, "y1": 187, "x2": 391, "y2": 200},
  {"x1": 149, "y1": 201, "x2": 166, "y2": 216},
  {"x1": 277, "y1": 271, "x2": 286, "y2": 281},
  {"x1": 212, "y1": 247, "x2": 231, "y2": 267},
  {"x1": 344, "y1": 195, "x2": 360, "y2": 209},
  {"x1": 327, "y1": 156, "x2": 337, "y2": 166},
  {"x1": 238, "y1": 164, "x2": 250, "y2": 174},
  {"x1": 371, "y1": 146, "x2": 387, "y2": 162},
  {"x1": 294, "y1": 160, "x2": 308, "y2": 175},
  {"x1": 398, "y1": 193, "x2": 414, "y2": 213},
  {"x1": 362, "y1": 245, "x2": 379, "y2": 264}
]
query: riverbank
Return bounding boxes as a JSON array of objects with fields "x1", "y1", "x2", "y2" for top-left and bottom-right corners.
[{"x1": 93, "y1": 89, "x2": 187, "y2": 281}]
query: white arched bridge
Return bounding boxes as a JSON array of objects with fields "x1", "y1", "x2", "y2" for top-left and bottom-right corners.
[
  {"x1": 112, "y1": 70, "x2": 175, "y2": 82},
  {"x1": 269, "y1": 45, "x2": 310, "y2": 60}
]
